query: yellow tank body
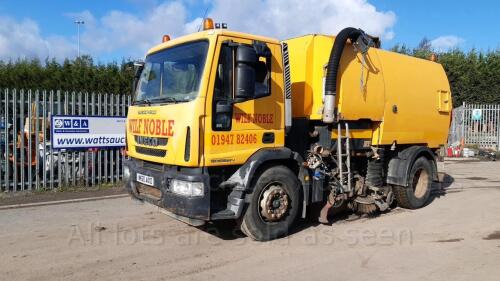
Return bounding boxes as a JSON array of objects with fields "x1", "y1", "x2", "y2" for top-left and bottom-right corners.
[{"x1": 284, "y1": 34, "x2": 452, "y2": 148}]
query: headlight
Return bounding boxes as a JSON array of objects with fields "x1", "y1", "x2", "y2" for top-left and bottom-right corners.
[
  {"x1": 170, "y1": 179, "x2": 204, "y2": 197},
  {"x1": 123, "y1": 166, "x2": 130, "y2": 182}
]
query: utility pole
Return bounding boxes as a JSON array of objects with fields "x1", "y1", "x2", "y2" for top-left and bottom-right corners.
[{"x1": 74, "y1": 20, "x2": 85, "y2": 57}]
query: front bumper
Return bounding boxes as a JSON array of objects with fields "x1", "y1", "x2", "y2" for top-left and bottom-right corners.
[{"x1": 124, "y1": 158, "x2": 211, "y2": 223}]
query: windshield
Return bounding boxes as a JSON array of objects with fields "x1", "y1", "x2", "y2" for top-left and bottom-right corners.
[{"x1": 135, "y1": 40, "x2": 209, "y2": 103}]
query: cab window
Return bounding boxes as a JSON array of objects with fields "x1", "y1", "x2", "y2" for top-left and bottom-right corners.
[
  {"x1": 214, "y1": 45, "x2": 233, "y2": 101},
  {"x1": 212, "y1": 45, "x2": 233, "y2": 131},
  {"x1": 255, "y1": 56, "x2": 270, "y2": 98}
]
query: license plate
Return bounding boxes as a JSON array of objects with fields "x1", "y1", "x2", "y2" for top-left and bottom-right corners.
[{"x1": 136, "y1": 173, "x2": 154, "y2": 186}]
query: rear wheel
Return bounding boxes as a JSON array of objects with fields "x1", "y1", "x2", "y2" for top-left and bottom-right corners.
[
  {"x1": 394, "y1": 156, "x2": 433, "y2": 209},
  {"x1": 241, "y1": 165, "x2": 300, "y2": 241}
]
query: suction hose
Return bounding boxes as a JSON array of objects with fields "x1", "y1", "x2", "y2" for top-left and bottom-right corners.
[{"x1": 323, "y1": 27, "x2": 366, "y2": 123}]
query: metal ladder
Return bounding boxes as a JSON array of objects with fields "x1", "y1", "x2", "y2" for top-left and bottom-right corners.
[{"x1": 337, "y1": 123, "x2": 352, "y2": 192}]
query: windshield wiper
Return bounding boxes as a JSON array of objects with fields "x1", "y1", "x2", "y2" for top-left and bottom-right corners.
[
  {"x1": 132, "y1": 99, "x2": 151, "y2": 106},
  {"x1": 149, "y1": 97, "x2": 182, "y2": 104},
  {"x1": 133, "y1": 97, "x2": 187, "y2": 106}
]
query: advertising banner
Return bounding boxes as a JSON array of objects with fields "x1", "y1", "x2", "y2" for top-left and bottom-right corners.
[{"x1": 51, "y1": 115, "x2": 126, "y2": 149}]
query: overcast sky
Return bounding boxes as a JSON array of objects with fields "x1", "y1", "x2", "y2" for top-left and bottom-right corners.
[{"x1": 0, "y1": 0, "x2": 498, "y2": 62}]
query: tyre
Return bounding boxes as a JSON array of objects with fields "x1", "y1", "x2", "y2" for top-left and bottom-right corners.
[
  {"x1": 394, "y1": 156, "x2": 433, "y2": 209},
  {"x1": 240, "y1": 165, "x2": 301, "y2": 241}
]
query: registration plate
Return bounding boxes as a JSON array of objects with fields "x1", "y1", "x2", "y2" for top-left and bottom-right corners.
[{"x1": 136, "y1": 173, "x2": 154, "y2": 186}]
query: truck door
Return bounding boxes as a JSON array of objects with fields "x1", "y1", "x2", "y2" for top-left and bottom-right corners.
[{"x1": 204, "y1": 36, "x2": 284, "y2": 166}]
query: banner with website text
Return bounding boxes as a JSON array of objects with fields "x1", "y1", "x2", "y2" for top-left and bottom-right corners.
[{"x1": 51, "y1": 115, "x2": 126, "y2": 149}]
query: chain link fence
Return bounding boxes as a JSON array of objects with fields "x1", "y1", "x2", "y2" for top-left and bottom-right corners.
[
  {"x1": 1, "y1": 89, "x2": 131, "y2": 192},
  {"x1": 448, "y1": 103, "x2": 500, "y2": 150}
]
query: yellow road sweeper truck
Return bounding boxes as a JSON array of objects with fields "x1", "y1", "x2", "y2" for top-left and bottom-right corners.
[{"x1": 124, "y1": 19, "x2": 452, "y2": 241}]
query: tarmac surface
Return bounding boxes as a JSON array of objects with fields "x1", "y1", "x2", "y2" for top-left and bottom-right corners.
[{"x1": 1, "y1": 160, "x2": 499, "y2": 281}]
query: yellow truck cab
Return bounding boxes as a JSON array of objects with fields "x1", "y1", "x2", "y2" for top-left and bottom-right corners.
[{"x1": 124, "y1": 19, "x2": 452, "y2": 241}]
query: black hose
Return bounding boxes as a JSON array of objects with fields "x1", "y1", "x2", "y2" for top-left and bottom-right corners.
[{"x1": 324, "y1": 27, "x2": 365, "y2": 96}]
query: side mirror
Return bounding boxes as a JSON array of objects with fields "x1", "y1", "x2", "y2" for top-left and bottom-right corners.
[
  {"x1": 234, "y1": 45, "x2": 257, "y2": 103},
  {"x1": 133, "y1": 61, "x2": 145, "y2": 78},
  {"x1": 124, "y1": 61, "x2": 134, "y2": 70},
  {"x1": 131, "y1": 61, "x2": 145, "y2": 92}
]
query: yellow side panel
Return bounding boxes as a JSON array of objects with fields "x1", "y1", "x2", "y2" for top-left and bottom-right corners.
[
  {"x1": 285, "y1": 35, "x2": 385, "y2": 121},
  {"x1": 336, "y1": 46, "x2": 385, "y2": 121},
  {"x1": 331, "y1": 128, "x2": 373, "y2": 140},
  {"x1": 373, "y1": 50, "x2": 452, "y2": 148},
  {"x1": 286, "y1": 36, "x2": 315, "y2": 118}
]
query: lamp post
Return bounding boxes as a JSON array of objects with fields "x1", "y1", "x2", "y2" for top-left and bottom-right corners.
[{"x1": 74, "y1": 20, "x2": 85, "y2": 57}]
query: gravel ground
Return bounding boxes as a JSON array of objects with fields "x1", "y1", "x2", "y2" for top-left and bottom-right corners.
[
  {"x1": 0, "y1": 186, "x2": 126, "y2": 207},
  {"x1": 0, "y1": 160, "x2": 499, "y2": 281}
]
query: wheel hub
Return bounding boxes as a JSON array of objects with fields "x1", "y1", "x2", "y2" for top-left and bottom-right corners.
[
  {"x1": 259, "y1": 184, "x2": 289, "y2": 221},
  {"x1": 413, "y1": 168, "x2": 429, "y2": 198}
]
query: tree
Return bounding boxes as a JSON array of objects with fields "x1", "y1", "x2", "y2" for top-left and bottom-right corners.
[{"x1": 0, "y1": 56, "x2": 134, "y2": 95}]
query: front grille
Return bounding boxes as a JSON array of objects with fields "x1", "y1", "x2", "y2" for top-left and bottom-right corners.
[
  {"x1": 134, "y1": 135, "x2": 168, "y2": 147},
  {"x1": 135, "y1": 146, "x2": 167, "y2": 157},
  {"x1": 143, "y1": 160, "x2": 164, "y2": 171}
]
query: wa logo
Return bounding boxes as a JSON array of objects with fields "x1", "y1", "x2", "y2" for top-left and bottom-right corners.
[{"x1": 54, "y1": 118, "x2": 89, "y2": 129}]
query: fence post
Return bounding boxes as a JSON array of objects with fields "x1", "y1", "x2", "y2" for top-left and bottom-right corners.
[
  {"x1": 109, "y1": 94, "x2": 114, "y2": 184},
  {"x1": 57, "y1": 90, "x2": 62, "y2": 188},
  {"x1": 104, "y1": 93, "x2": 108, "y2": 184},
  {"x1": 12, "y1": 89, "x2": 18, "y2": 192},
  {"x1": 42, "y1": 90, "x2": 47, "y2": 190},
  {"x1": 115, "y1": 94, "x2": 119, "y2": 182},
  {"x1": 91, "y1": 92, "x2": 96, "y2": 187},
  {"x1": 497, "y1": 104, "x2": 500, "y2": 151},
  {"x1": 35, "y1": 90, "x2": 40, "y2": 190},
  {"x1": 4, "y1": 89, "x2": 10, "y2": 191},
  {"x1": 84, "y1": 92, "x2": 89, "y2": 187},
  {"x1": 1, "y1": 89, "x2": 5, "y2": 191},
  {"x1": 49, "y1": 90, "x2": 54, "y2": 190},
  {"x1": 77, "y1": 91, "x2": 83, "y2": 186},
  {"x1": 20, "y1": 90, "x2": 26, "y2": 191},
  {"x1": 97, "y1": 93, "x2": 102, "y2": 185},
  {"x1": 27, "y1": 90, "x2": 32, "y2": 191},
  {"x1": 64, "y1": 91, "x2": 69, "y2": 187}
]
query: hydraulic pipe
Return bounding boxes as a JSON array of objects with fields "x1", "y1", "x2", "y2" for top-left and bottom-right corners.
[{"x1": 323, "y1": 27, "x2": 366, "y2": 123}]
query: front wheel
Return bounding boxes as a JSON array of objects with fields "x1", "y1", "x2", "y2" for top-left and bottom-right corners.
[
  {"x1": 393, "y1": 156, "x2": 434, "y2": 209},
  {"x1": 241, "y1": 165, "x2": 301, "y2": 241}
]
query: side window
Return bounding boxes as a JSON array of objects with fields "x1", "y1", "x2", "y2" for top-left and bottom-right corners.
[
  {"x1": 137, "y1": 63, "x2": 161, "y2": 100},
  {"x1": 214, "y1": 45, "x2": 233, "y2": 101},
  {"x1": 255, "y1": 56, "x2": 271, "y2": 97},
  {"x1": 212, "y1": 45, "x2": 233, "y2": 131}
]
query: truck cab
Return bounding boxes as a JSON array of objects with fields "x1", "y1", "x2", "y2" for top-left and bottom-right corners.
[{"x1": 124, "y1": 23, "x2": 294, "y2": 233}]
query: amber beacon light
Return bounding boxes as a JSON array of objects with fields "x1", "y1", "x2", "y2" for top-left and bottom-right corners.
[
  {"x1": 162, "y1": 35, "x2": 171, "y2": 43},
  {"x1": 203, "y1": 18, "x2": 214, "y2": 30}
]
